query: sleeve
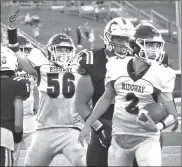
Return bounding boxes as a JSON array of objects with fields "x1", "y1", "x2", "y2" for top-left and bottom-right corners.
[
  {"x1": 77, "y1": 49, "x2": 94, "y2": 75},
  {"x1": 27, "y1": 48, "x2": 48, "y2": 67},
  {"x1": 160, "y1": 68, "x2": 176, "y2": 93},
  {"x1": 14, "y1": 78, "x2": 30, "y2": 100}
]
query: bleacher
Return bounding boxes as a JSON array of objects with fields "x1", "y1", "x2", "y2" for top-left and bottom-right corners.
[
  {"x1": 1, "y1": 1, "x2": 180, "y2": 69},
  {"x1": 63, "y1": 1, "x2": 178, "y2": 42}
]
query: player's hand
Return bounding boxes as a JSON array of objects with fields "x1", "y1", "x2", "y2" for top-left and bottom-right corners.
[
  {"x1": 97, "y1": 129, "x2": 111, "y2": 148},
  {"x1": 136, "y1": 113, "x2": 157, "y2": 132},
  {"x1": 8, "y1": 3, "x2": 20, "y2": 29},
  {"x1": 78, "y1": 124, "x2": 91, "y2": 147},
  {"x1": 171, "y1": 115, "x2": 179, "y2": 132}
]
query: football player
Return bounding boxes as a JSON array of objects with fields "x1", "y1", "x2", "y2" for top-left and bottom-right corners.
[
  {"x1": 13, "y1": 35, "x2": 39, "y2": 166},
  {"x1": 78, "y1": 23, "x2": 178, "y2": 166},
  {"x1": 75, "y1": 17, "x2": 135, "y2": 167},
  {"x1": 0, "y1": 46, "x2": 30, "y2": 167},
  {"x1": 7, "y1": 19, "x2": 86, "y2": 165}
]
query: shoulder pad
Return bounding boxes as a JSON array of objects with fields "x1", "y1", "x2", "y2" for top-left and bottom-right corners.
[
  {"x1": 77, "y1": 49, "x2": 94, "y2": 75},
  {"x1": 28, "y1": 48, "x2": 49, "y2": 67},
  {"x1": 77, "y1": 49, "x2": 94, "y2": 65}
]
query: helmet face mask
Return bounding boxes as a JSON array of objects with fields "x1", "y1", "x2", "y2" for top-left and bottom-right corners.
[
  {"x1": 19, "y1": 46, "x2": 33, "y2": 56},
  {"x1": 136, "y1": 38, "x2": 165, "y2": 62},
  {"x1": 104, "y1": 17, "x2": 134, "y2": 58},
  {"x1": 109, "y1": 35, "x2": 132, "y2": 57},
  {"x1": 18, "y1": 35, "x2": 34, "y2": 57},
  {"x1": 130, "y1": 23, "x2": 165, "y2": 64},
  {"x1": 47, "y1": 33, "x2": 75, "y2": 67}
]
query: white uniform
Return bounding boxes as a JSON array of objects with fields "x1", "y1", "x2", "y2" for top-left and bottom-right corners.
[
  {"x1": 13, "y1": 70, "x2": 37, "y2": 166},
  {"x1": 105, "y1": 57, "x2": 176, "y2": 166},
  {"x1": 24, "y1": 48, "x2": 85, "y2": 166}
]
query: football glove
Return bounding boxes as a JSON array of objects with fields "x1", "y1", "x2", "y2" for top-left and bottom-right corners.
[
  {"x1": 97, "y1": 129, "x2": 111, "y2": 148},
  {"x1": 91, "y1": 120, "x2": 111, "y2": 148}
]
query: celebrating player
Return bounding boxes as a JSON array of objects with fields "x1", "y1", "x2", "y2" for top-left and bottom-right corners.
[
  {"x1": 7, "y1": 17, "x2": 86, "y2": 165},
  {"x1": 0, "y1": 46, "x2": 30, "y2": 167},
  {"x1": 75, "y1": 17, "x2": 135, "y2": 167},
  {"x1": 13, "y1": 35, "x2": 39, "y2": 166},
  {"x1": 78, "y1": 23, "x2": 178, "y2": 166}
]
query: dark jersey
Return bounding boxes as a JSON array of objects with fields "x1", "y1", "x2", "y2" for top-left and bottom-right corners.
[
  {"x1": 0, "y1": 77, "x2": 30, "y2": 132},
  {"x1": 78, "y1": 48, "x2": 114, "y2": 120}
]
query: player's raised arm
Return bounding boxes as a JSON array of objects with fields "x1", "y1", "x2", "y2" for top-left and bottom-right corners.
[
  {"x1": 8, "y1": 29, "x2": 38, "y2": 79},
  {"x1": 7, "y1": 6, "x2": 38, "y2": 79}
]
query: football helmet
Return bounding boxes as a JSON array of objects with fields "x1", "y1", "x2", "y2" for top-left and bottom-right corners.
[
  {"x1": 47, "y1": 33, "x2": 76, "y2": 67},
  {"x1": 18, "y1": 35, "x2": 34, "y2": 56},
  {"x1": 104, "y1": 17, "x2": 134, "y2": 58},
  {"x1": 129, "y1": 22, "x2": 165, "y2": 64},
  {"x1": 1, "y1": 46, "x2": 18, "y2": 72}
]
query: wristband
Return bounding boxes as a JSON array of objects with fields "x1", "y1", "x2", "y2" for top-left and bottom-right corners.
[
  {"x1": 161, "y1": 114, "x2": 175, "y2": 129},
  {"x1": 160, "y1": 120, "x2": 166, "y2": 129},
  {"x1": 7, "y1": 28, "x2": 19, "y2": 52},
  {"x1": 13, "y1": 131, "x2": 23, "y2": 143},
  {"x1": 8, "y1": 28, "x2": 18, "y2": 45}
]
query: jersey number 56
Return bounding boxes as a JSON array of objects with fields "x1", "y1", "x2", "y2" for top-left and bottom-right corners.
[{"x1": 47, "y1": 72, "x2": 75, "y2": 99}]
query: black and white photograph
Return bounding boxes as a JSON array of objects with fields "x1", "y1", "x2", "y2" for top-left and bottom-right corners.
[{"x1": 1, "y1": 0, "x2": 181, "y2": 166}]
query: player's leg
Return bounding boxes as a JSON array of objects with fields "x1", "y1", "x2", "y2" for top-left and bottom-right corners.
[
  {"x1": 133, "y1": 132, "x2": 163, "y2": 166},
  {"x1": 1, "y1": 146, "x2": 13, "y2": 167},
  {"x1": 135, "y1": 137, "x2": 162, "y2": 166},
  {"x1": 108, "y1": 135, "x2": 135, "y2": 166},
  {"x1": 87, "y1": 131, "x2": 109, "y2": 167},
  {"x1": 61, "y1": 128, "x2": 86, "y2": 166},
  {"x1": 24, "y1": 129, "x2": 54, "y2": 166},
  {"x1": 13, "y1": 143, "x2": 21, "y2": 166}
]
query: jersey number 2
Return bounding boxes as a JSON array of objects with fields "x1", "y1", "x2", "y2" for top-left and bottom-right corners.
[
  {"x1": 47, "y1": 73, "x2": 75, "y2": 99},
  {"x1": 125, "y1": 93, "x2": 139, "y2": 114}
]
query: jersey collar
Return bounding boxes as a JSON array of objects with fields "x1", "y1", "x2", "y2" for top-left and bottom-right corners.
[{"x1": 127, "y1": 59, "x2": 150, "y2": 82}]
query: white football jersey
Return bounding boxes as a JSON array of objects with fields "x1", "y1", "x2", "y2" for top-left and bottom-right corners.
[
  {"x1": 28, "y1": 48, "x2": 82, "y2": 129},
  {"x1": 16, "y1": 70, "x2": 36, "y2": 118},
  {"x1": 106, "y1": 57, "x2": 176, "y2": 138}
]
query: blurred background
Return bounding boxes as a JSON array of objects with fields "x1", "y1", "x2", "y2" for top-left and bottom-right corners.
[{"x1": 1, "y1": 0, "x2": 181, "y2": 70}]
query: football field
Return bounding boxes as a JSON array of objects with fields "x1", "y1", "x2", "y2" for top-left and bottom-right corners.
[{"x1": 16, "y1": 103, "x2": 181, "y2": 166}]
